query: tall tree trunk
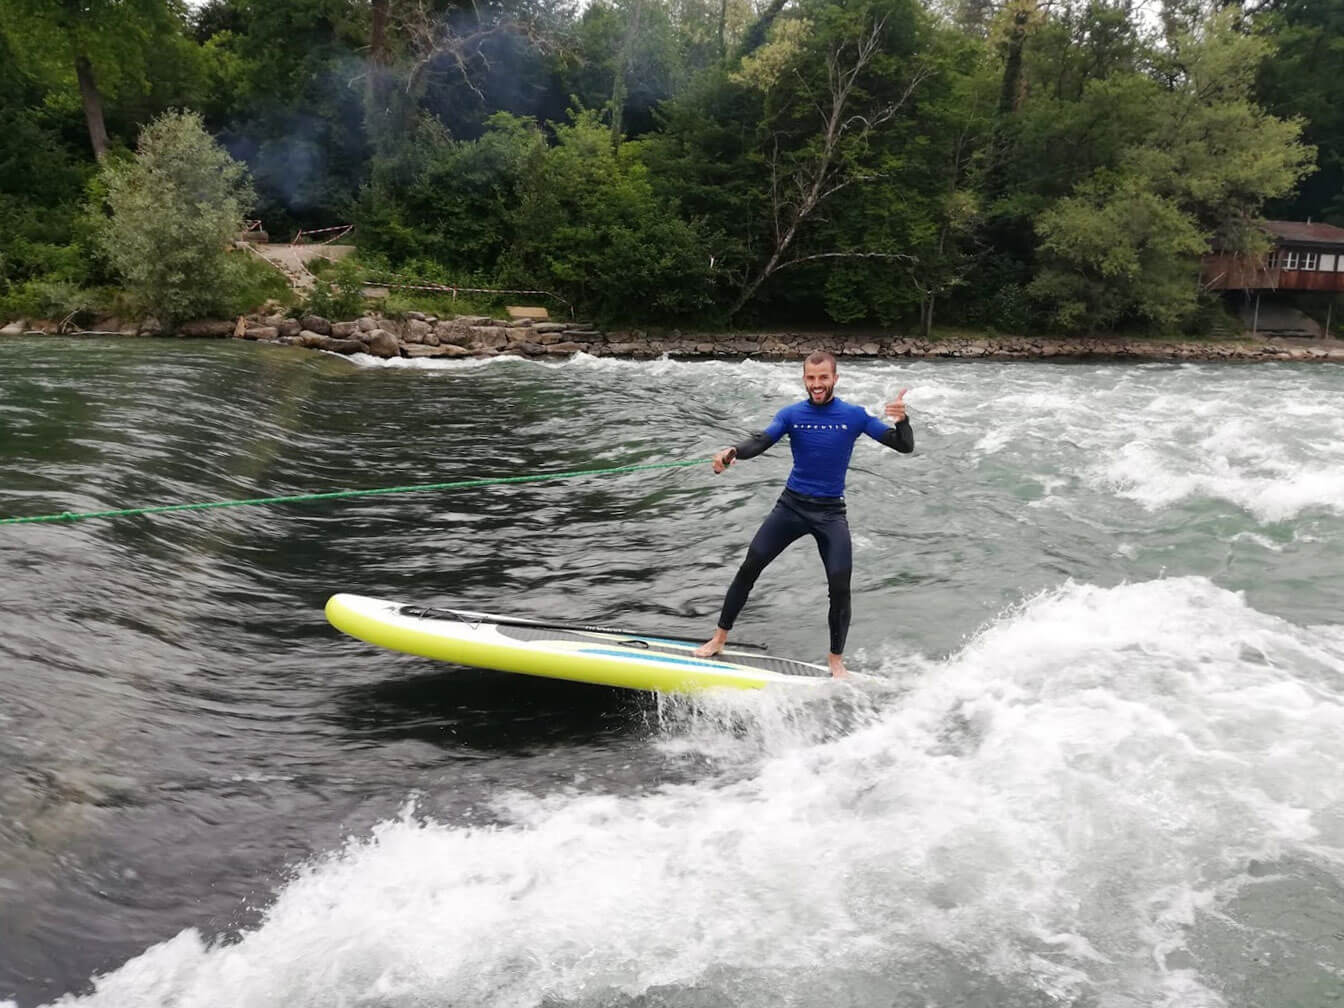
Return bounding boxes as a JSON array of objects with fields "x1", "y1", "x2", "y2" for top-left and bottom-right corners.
[
  {"x1": 366, "y1": 0, "x2": 392, "y2": 151},
  {"x1": 984, "y1": 2, "x2": 1033, "y2": 201},
  {"x1": 609, "y1": 0, "x2": 642, "y2": 147},
  {"x1": 735, "y1": 0, "x2": 788, "y2": 60},
  {"x1": 920, "y1": 292, "x2": 935, "y2": 340},
  {"x1": 608, "y1": 70, "x2": 627, "y2": 146},
  {"x1": 370, "y1": 0, "x2": 389, "y2": 61},
  {"x1": 717, "y1": 0, "x2": 728, "y2": 63},
  {"x1": 996, "y1": 4, "x2": 1032, "y2": 118},
  {"x1": 74, "y1": 53, "x2": 108, "y2": 160}
]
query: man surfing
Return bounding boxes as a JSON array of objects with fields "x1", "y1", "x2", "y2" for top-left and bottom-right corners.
[{"x1": 695, "y1": 350, "x2": 913, "y2": 677}]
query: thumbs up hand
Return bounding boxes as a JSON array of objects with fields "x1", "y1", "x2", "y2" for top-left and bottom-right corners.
[{"x1": 884, "y1": 388, "x2": 909, "y2": 423}]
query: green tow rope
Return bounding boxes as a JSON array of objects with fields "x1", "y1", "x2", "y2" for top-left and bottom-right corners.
[{"x1": 0, "y1": 458, "x2": 708, "y2": 526}]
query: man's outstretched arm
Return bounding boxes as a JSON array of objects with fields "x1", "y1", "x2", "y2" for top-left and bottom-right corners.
[{"x1": 712, "y1": 412, "x2": 787, "y2": 473}]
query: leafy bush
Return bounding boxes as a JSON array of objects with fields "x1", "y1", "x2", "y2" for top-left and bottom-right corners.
[
  {"x1": 984, "y1": 283, "x2": 1034, "y2": 334},
  {"x1": 0, "y1": 278, "x2": 111, "y2": 326},
  {"x1": 302, "y1": 257, "x2": 365, "y2": 319},
  {"x1": 221, "y1": 250, "x2": 294, "y2": 316},
  {"x1": 357, "y1": 114, "x2": 540, "y2": 273},
  {"x1": 502, "y1": 111, "x2": 715, "y2": 323},
  {"x1": 96, "y1": 109, "x2": 256, "y2": 325},
  {"x1": 358, "y1": 111, "x2": 714, "y2": 323}
]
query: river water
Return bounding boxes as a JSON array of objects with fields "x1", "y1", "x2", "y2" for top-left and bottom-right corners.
[{"x1": 2, "y1": 338, "x2": 1343, "y2": 1007}]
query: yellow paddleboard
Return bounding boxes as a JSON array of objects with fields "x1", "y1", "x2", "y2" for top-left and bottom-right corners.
[{"x1": 325, "y1": 593, "x2": 831, "y2": 693}]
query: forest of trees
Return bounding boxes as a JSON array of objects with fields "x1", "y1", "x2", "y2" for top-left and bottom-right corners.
[{"x1": 0, "y1": 0, "x2": 1340, "y2": 333}]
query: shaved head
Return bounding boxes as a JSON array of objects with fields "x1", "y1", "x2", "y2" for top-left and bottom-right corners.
[{"x1": 805, "y1": 350, "x2": 837, "y2": 372}]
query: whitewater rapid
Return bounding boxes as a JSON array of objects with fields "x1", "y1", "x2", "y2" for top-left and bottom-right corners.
[{"x1": 4, "y1": 345, "x2": 1342, "y2": 1007}]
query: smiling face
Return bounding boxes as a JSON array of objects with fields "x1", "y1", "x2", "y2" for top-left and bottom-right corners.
[{"x1": 803, "y1": 358, "x2": 838, "y2": 405}]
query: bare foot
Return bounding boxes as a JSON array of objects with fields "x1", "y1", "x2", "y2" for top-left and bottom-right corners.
[
  {"x1": 828, "y1": 653, "x2": 848, "y2": 678},
  {"x1": 693, "y1": 628, "x2": 728, "y2": 658}
]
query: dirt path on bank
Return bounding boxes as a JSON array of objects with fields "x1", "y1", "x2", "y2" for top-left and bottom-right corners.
[{"x1": 244, "y1": 243, "x2": 355, "y2": 291}]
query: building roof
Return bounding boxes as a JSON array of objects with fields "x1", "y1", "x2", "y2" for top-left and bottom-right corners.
[{"x1": 1264, "y1": 220, "x2": 1344, "y2": 246}]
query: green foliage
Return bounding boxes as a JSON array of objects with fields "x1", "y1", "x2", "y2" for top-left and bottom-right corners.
[
  {"x1": 97, "y1": 109, "x2": 256, "y2": 324},
  {"x1": 350, "y1": 253, "x2": 518, "y2": 320},
  {"x1": 223, "y1": 250, "x2": 294, "y2": 314},
  {"x1": 1251, "y1": 0, "x2": 1344, "y2": 222},
  {"x1": 503, "y1": 111, "x2": 714, "y2": 321},
  {"x1": 0, "y1": 28, "x2": 97, "y2": 302},
  {"x1": 361, "y1": 110, "x2": 714, "y2": 322},
  {"x1": 1026, "y1": 11, "x2": 1314, "y2": 333},
  {"x1": 302, "y1": 257, "x2": 365, "y2": 319},
  {"x1": 0, "y1": 0, "x2": 1338, "y2": 335},
  {"x1": 359, "y1": 113, "x2": 542, "y2": 271},
  {"x1": 0, "y1": 0, "x2": 174, "y2": 99},
  {"x1": 0, "y1": 279, "x2": 107, "y2": 325},
  {"x1": 1029, "y1": 178, "x2": 1206, "y2": 332},
  {"x1": 382, "y1": 290, "x2": 505, "y2": 321}
]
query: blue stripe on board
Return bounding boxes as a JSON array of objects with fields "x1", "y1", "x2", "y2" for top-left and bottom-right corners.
[{"x1": 577, "y1": 648, "x2": 759, "y2": 672}]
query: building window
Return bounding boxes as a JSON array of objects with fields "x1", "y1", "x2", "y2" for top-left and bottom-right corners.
[
  {"x1": 1303, "y1": 252, "x2": 1319, "y2": 271},
  {"x1": 1322, "y1": 254, "x2": 1337, "y2": 272},
  {"x1": 1267, "y1": 250, "x2": 1280, "y2": 268},
  {"x1": 1282, "y1": 250, "x2": 1300, "y2": 270}
]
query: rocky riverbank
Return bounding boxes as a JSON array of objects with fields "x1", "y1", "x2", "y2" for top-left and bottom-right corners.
[{"x1": 5, "y1": 311, "x2": 1344, "y2": 362}]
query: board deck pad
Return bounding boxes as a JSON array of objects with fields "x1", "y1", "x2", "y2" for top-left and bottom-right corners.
[
  {"x1": 433, "y1": 611, "x2": 828, "y2": 678},
  {"x1": 326, "y1": 594, "x2": 831, "y2": 692}
]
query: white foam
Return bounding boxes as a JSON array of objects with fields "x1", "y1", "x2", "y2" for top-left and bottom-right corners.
[{"x1": 46, "y1": 577, "x2": 1344, "y2": 1008}]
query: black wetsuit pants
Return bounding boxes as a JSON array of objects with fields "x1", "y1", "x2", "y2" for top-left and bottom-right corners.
[{"x1": 716, "y1": 488, "x2": 853, "y2": 655}]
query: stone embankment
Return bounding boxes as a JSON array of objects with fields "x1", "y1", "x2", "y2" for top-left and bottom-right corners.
[
  {"x1": 4, "y1": 311, "x2": 1344, "y2": 362},
  {"x1": 224, "y1": 312, "x2": 1344, "y2": 361}
]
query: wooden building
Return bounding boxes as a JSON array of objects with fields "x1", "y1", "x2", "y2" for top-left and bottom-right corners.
[
  {"x1": 1201, "y1": 220, "x2": 1344, "y2": 337},
  {"x1": 1202, "y1": 220, "x2": 1344, "y2": 293}
]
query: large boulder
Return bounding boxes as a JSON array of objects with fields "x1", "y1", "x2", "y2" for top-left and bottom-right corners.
[
  {"x1": 300, "y1": 314, "x2": 332, "y2": 335},
  {"x1": 356, "y1": 316, "x2": 378, "y2": 332},
  {"x1": 276, "y1": 318, "x2": 301, "y2": 338},
  {"x1": 330, "y1": 320, "x2": 359, "y2": 338},
  {"x1": 402, "y1": 344, "x2": 469, "y2": 359},
  {"x1": 321, "y1": 337, "x2": 370, "y2": 355},
  {"x1": 433, "y1": 319, "x2": 477, "y2": 343},
  {"x1": 176, "y1": 319, "x2": 236, "y2": 338},
  {"x1": 467, "y1": 326, "x2": 510, "y2": 348},
  {"x1": 0, "y1": 320, "x2": 25, "y2": 336},
  {"x1": 404, "y1": 318, "x2": 432, "y2": 344},
  {"x1": 364, "y1": 328, "x2": 400, "y2": 358},
  {"x1": 242, "y1": 325, "x2": 278, "y2": 341}
]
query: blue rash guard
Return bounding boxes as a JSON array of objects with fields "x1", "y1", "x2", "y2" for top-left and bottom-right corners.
[{"x1": 734, "y1": 397, "x2": 913, "y2": 498}]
